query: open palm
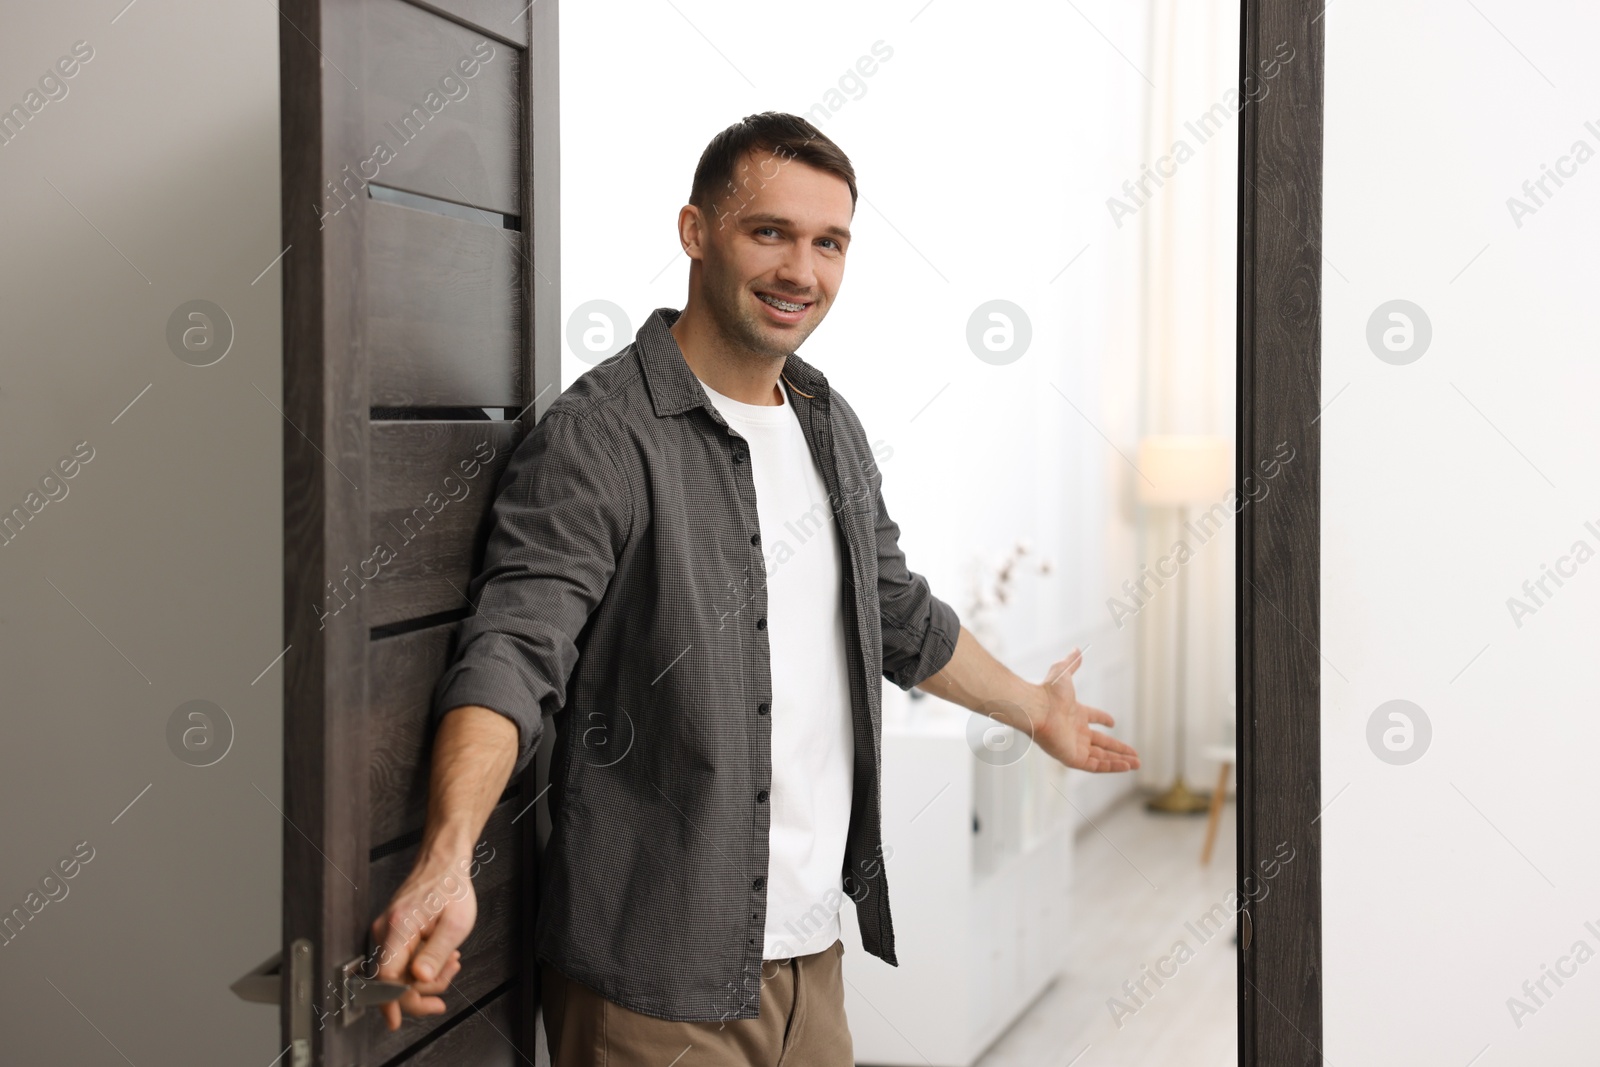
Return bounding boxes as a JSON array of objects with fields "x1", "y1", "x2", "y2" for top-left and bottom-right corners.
[{"x1": 1031, "y1": 648, "x2": 1141, "y2": 773}]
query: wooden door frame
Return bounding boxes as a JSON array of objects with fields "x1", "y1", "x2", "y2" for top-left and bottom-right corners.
[{"x1": 1236, "y1": 0, "x2": 1324, "y2": 1063}]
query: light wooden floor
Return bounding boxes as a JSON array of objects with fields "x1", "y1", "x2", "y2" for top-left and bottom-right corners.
[{"x1": 972, "y1": 790, "x2": 1238, "y2": 1067}]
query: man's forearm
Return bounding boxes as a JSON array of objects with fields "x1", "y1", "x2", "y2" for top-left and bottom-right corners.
[
  {"x1": 418, "y1": 705, "x2": 520, "y2": 866},
  {"x1": 914, "y1": 625, "x2": 1046, "y2": 727}
]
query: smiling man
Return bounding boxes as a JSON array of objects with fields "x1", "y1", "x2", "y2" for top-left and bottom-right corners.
[{"x1": 369, "y1": 111, "x2": 1140, "y2": 1065}]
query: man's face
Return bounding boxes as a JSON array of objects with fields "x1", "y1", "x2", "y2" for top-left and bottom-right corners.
[{"x1": 691, "y1": 148, "x2": 853, "y2": 361}]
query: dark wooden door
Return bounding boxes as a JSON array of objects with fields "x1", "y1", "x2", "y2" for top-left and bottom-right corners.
[
  {"x1": 276, "y1": 0, "x2": 559, "y2": 1062},
  {"x1": 1236, "y1": 0, "x2": 1323, "y2": 1062}
]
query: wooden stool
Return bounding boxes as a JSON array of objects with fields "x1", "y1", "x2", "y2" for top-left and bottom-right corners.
[{"x1": 1199, "y1": 741, "x2": 1235, "y2": 865}]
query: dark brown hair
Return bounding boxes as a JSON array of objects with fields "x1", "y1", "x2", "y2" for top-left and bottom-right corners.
[{"x1": 688, "y1": 111, "x2": 858, "y2": 221}]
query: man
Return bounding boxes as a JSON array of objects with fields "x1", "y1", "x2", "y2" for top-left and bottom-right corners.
[{"x1": 370, "y1": 111, "x2": 1140, "y2": 1064}]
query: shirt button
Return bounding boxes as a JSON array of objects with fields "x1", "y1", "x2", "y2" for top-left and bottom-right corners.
[
  {"x1": 750, "y1": 532, "x2": 761, "y2": 546},
  {"x1": 756, "y1": 790, "x2": 769, "y2": 803},
  {"x1": 753, "y1": 876, "x2": 765, "y2": 891},
  {"x1": 757, "y1": 702, "x2": 770, "y2": 715},
  {"x1": 756, "y1": 617, "x2": 766, "y2": 630},
  {"x1": 733, "y1": 449, "x2": 747, "y2": 463}
]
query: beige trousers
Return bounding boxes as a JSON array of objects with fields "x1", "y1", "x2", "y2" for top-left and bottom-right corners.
[{"x1": 540, "y1": 939, "x2": 854, "y2": 1066}]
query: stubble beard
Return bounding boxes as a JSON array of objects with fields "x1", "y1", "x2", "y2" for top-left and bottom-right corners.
[{"x1": 705, "y1": 264, "x2": 819, "y2": 365}]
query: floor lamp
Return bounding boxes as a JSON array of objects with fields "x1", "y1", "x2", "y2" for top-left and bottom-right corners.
[{"x1": 1136, "y1": 435, "x2": 1231, "y2": 815}]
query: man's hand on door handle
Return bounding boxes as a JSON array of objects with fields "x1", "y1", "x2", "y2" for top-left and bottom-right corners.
[
  {"x1": 369, "y1": 705, "x2": 521, "y2": 1030},
  {"x1": 370, "y1": 860, "x2": 473, "y2": 1030}
]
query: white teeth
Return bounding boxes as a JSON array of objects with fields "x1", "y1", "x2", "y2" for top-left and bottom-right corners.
[{"x1": 759, "y1": 293, "x2": 805, "y2": 312}]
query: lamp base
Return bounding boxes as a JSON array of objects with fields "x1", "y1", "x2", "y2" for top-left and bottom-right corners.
[{"x1": 1144, "y1": 776, "x2": 1211, "y2": 815}]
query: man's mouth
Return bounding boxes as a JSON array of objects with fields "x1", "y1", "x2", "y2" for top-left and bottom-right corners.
[{"x1": 756, "y1": 291, "x2": 811, "y2": 314}]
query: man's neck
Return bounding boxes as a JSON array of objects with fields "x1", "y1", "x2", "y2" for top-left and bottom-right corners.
[{"x1": 669, "y1": 303, "x2": 785, "y2": 406}]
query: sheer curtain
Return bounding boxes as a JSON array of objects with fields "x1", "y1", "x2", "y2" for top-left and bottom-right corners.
[{"x1": 1130, "y1": 0, "x2": 1241, "y2": 796}]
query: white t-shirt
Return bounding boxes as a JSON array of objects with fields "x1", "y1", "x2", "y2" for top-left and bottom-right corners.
[{"x1": 696, "y1": 374, "x2": 855, "y2": 959}]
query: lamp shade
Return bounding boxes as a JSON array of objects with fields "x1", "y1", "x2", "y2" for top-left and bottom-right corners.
[{"x1": 1136, "y1": 435, "x2": 1231, "y2": 506}]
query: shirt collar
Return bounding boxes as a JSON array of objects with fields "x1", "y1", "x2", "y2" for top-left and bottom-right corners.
[{"x1": 637, "y1": 306, "x2": 830, "y2": 418}]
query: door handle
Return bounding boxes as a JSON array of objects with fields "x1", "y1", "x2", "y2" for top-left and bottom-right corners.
[
  {"x1": 230, "y1": 949, "x2": 284, "y2": 1004},
  {"x1": 339, "y1": 953, "x2": 410, "y2": 1020},
  {"x1": 231, "y1": 939, "x2": 313, "y2": 1067},
  {"x1": 232, "y1": 942, "x2": 409, "y2": 1024}
]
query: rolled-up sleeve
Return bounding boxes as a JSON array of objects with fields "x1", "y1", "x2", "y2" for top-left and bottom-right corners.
[
  {"x1": 430, "y1": 408, "x2": 634, "y2": 777},
  {"x1": 869, "y1": 462, "x2": 961, "y2": 691}
]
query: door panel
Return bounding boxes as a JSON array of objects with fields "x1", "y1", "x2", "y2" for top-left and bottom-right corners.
[
  {"x1": 362, "y1": 0, "x2": 523, "y2": 215},
  {"x1": 366, "y1": 419, "x2": 519, "y2": 628},
  {"x1": 369, "y1": 622, "x2": 456, "y2": 845},
  {"x1": 366, "y1": 199, "x2": 524, "y2": 408},
  {"x1": 408, "y1": 0, "x2": 532, "y2": 46},
  {"x1": 278, "y1": 0, "x2": 558, "y2": 1061},
  {"x1": 392, "y1": 990, "x2": 518, "y2": 1066}
]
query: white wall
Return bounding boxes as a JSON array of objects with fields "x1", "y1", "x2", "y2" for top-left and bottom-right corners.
[
  {"x1": 558, "y1": 0, "x2": 1149, "y2": 821},
  {"x1": 1323, "y1": 1, "x2": 1600, "y2": 1060},
  {"x1": 0, "y1": 2, "x2": 283, "y2": 1063}
]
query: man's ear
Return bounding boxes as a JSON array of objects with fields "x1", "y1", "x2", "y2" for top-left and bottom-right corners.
[{"x1": 678, "y1": 203, "x2": 707, "y2": 260}]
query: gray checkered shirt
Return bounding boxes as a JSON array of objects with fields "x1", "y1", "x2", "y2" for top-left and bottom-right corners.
[{"x1": 431, "y1": 305, "x2": 961, "y2": 1021}]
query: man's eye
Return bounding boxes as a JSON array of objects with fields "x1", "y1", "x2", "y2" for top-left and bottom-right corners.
[{"x1": 756, "y1": 227, "x2": 779, "y2": 238}]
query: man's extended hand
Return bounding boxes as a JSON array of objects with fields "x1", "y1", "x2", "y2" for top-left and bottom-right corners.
[
  {"x1": 1028, "y1": 647, "x2": 1141, "y2": 773},
  {"x1": 365, "y1": 704, "x2": 518, "y2": 1030},
  {"x1": 369, "y1": 854, "x2": 478, "y2": 1031},
  {"x1": 916, "y1": 627, "x2": 1141, "y2": 773}
]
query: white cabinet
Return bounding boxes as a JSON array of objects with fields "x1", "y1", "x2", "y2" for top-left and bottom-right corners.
[{"x1": 838, "y1": 682, "x2": 1075, "y2": 1066}]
